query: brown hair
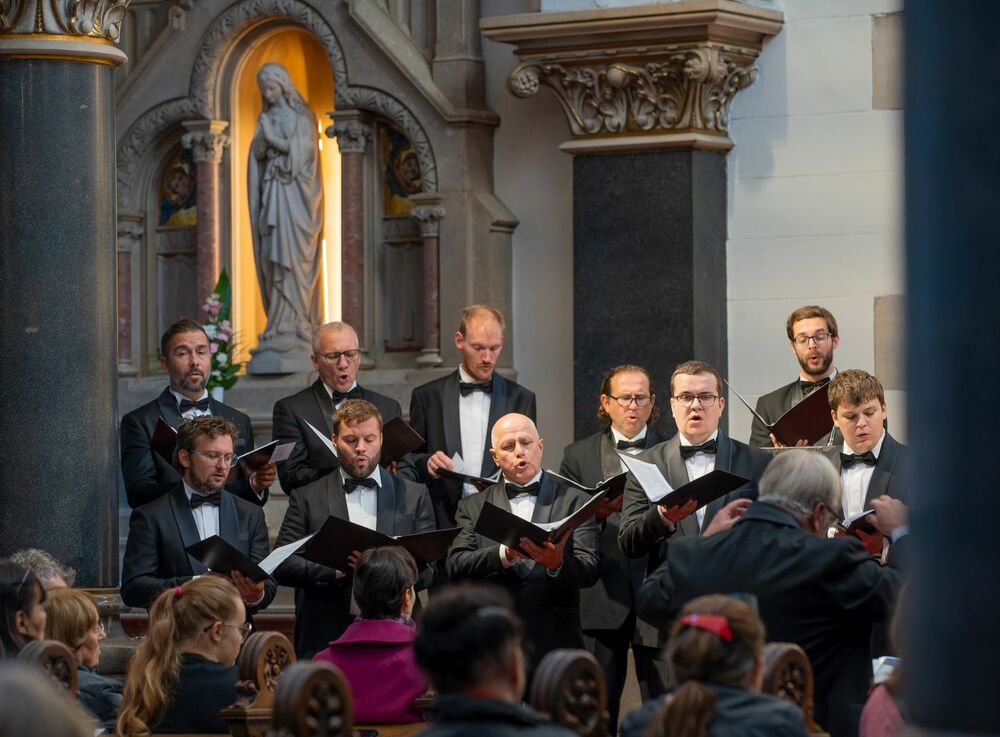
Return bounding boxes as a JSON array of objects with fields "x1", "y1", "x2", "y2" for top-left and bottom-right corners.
[
  {"x1": 785, "y1": 306, "x2": 839, "y2": 341},
  {"x1": 159, "y1": 318, "x2": 208, "y2": 358},
  {"x1": 647, "y1": 595, "x2": 765, "y2": 737},
  {"x1": 43, "y1": 589, "x2": 98, "y2": 655},
  {"x1": 332, "y1": 399, "x2": 383, "y2": 435},
  {"x1": 597, "y1": 365, "x2": 659, "y2": 427},
  {"x1": 0, "y1": 560, "x2": 45, "y2": 657},
  {"x1": 172, "y1": 416, "x2": 240, "y2": 471},
  {"x1": 117, "y1": 577, "x2": 241, "y2": 737},
  {"x1": 669, "y1": 361, "x2": 722, "y2": 397},
  {"x1": 827, "y1": 369, "x2": 885, "y2": 412},
  {"x1": 458, "y1": 304, "x2": 506, "y2": 337}
]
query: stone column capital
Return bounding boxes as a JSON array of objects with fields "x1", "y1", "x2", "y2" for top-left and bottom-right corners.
[
  {"x1": 326, "y1": 110, "x2": 373, "y2": 154},
  {"x1": 481, "y1": 0, "x2": 783, "y2": 153},
  {"x1": 411, "y1": 206, "x2": 446, "y2": 238},
  {"x1": 116, "y1": 212, "x2": 144, "y2": 248},
  {"x1": 181, "y1": 119, "x2": 230, "y2": 163},
  {"x1": 0, "y1": 0, "x2": 131, "y2": 65}
]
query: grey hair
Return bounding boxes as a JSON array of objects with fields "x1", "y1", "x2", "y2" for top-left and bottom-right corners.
[
  {"x1": 311, "y1": 322, "x2": 359, "y2": 353},
  {"x1": 757, "y1": 450, "x2": 842, "y2": 518},
  {"x1": 9, "y1": 549, "x2": 76, "y2": 588}
]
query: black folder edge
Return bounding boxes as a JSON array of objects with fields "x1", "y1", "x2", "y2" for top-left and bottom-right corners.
[
  {"x1": 185, "y1": 535, "x2": 269, "y2": 583},
  {"x1": 546, "y1": 470, "x2": 628, "y2": 501},
  {"x1": 838, "y1": 510, "x2": 877, "y2": 535},
  {"x1": 474, "y1": 502, "x2": 550, "y2": 555},
  {"x1": 438, "y1": 467, "x2": 501, "y2": 492},
  {"x1": 226, "y1": 439, "x2": 281, "y2": 484},
  {"x1": 379, "y1": 417, "x2": 425, "y2": 467},
  {"x1": 722, "y1": 378, "x2": 834, "y2": 446},
  {"x1": 152, "y1": 416, "x2": 177, "y2": 459},
  {"x1": 655, "y1": 469, "x2": 751, "y2": 510},
  {"x1": 770, "y1": 383, "x2": 834, "y2": 446},
  {"x1": 301, "y1": 515, "x2": 460, "y2": 571}
]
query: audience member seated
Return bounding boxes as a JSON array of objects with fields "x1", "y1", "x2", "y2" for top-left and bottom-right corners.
[
  {"x1": 0, "y1": 560, "x2": 47, "y2": 658},
  {"x1": 313, "y1": 546, "x2": 428, "y2": 723},
  {"x1": 43, "y1": 588, "x2": 121, "y2": 731},
  {"x1": 0, "y1": 662, "x2": 93, "y2": 737},
  {"x1": 621, "y1": 594, "x2": 809, "y2": 737},
  {"x1": 413, "y1": 584, "x2": 576, "y2": 737},
  {"x1": 10, "y1": 549, "x2": 76, "y2": 590},
  {"x1": 117, "y1": 576, "x2": 247, "y2": 736}
]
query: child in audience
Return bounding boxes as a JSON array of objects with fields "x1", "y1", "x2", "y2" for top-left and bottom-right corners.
[
  {"x1": 313, "y1": 546, "x2": 428, "y2": 723},
  {"x1": 621, "y1": 594, "x2": 810, "y2": 737},
  {"x1": 0, "y1": 559, "x2": 47, "y2": 657},
  {"x1": 117, "y1": 576, "x2": 246, "y2": 735},
  {"x1": 44, "y1": 588, "x2": 121, "y2": 731}
]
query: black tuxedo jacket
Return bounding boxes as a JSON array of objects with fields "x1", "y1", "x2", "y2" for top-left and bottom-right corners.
[
  {"x1": 446, "y1": 473, "x2": 599, "y2": 669},
  {"x1": 637, "y1": 502, "x2": 907, "y2": 737},
  {"x1": 271, "y1": 379, "x2": 402, "y2": 493},
  {"x1": 823, "y1": 431, "x2": 907, "y2": 514},
  {"x1": 558, "y1": 428, "x2": 666, "y2": 633},
  {"x1": 397, "y1": 370, "x2": 536, "y2": 526},
  {"x1": 120, "y1": 483, "x2": 276, "y2": 613},
  {"x1": 750, "y1": 378, "x2": 843, "y2": 448},
  {"x1": 120, "y1": 387, "x2": 264, "y2": 508},
  {"x1": 273, "y1": 467, "x2": 435, "y2": 658}
]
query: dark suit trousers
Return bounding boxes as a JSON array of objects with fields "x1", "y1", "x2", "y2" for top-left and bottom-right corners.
[{"x1": 584, "y1": 614, "x2": 668, "y2": 735}]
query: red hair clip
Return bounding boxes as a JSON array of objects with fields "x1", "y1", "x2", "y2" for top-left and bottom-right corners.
[
  {"x1": 173, "y1": 586, "x2": 183, "y2": 599},
  {"x1": 680, "y1": 613, "x2": 732, "y2": 642}
]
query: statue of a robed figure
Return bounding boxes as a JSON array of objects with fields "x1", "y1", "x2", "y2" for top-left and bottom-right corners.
[{"x1": 247, "y1": 62, "x2": 323, "y2": 373}]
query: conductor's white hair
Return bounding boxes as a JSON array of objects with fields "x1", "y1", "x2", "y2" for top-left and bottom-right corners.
[{"x1": 757, "y1": 450, "x2": 842, "y2": 518}]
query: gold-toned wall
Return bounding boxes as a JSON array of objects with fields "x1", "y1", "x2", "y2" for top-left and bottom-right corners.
[{"x1": 230, "y1": 27, "x2": 341, "y2": 364}]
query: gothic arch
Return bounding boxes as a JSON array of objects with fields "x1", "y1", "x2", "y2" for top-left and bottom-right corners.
[{"x1": 117, "y1": 98, "x2": 197, "y2": 211}]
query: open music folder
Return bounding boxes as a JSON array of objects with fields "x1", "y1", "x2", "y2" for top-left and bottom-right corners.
[
  {"x1": 300, "y1": 515, "x2": 460, "y2": 572},
  {"x1": 618, "y1": 453, "x2": 750, "y2": 509},
  {"x1": 185, "y1": 534, "x2": 314, "y2": 583},
  {"x1": 725, "y1": 379, "x2": 835, "y2": 446},
  {"x1": 225, "y1": 439, "x2": 296, "y2": 483}
]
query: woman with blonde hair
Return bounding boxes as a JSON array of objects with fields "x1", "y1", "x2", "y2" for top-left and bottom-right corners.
[
  {"x1": 117, "y1": 576, "x2": 248, "y2": 736},
  {"x1": 621, "y1": 594, "x2": 809, "y2": 737},
  {"x1": 44, "y1": 588, "x2": 121, "y2": 731}
]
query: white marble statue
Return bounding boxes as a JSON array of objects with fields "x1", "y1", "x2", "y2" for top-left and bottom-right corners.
[{"x1": 247, "y1": 62, "x2": 323, "y2": 373}]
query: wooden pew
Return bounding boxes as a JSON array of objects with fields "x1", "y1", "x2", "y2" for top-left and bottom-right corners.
[
  {"x1": 529, "y1": 649, "x2": 608, "y2": 737},
  {"x1": 18, "y1": 639, "x2": 78, "y2": 698},
  {"x1": 761, "y1": 642, "x2": 828, "y2": 736},
  {"x1": 220, "y1": 631, "x2": 297, "y2": 737}
]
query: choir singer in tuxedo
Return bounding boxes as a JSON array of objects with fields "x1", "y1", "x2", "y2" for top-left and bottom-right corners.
[
  {"x1": 558, "y1": 364, "x2": 668, "y2": 725},
  {"x1": 447, "y1": 413, "x2": 598, "y2": 674},
  {"x1": 273, "y1": 399, "x2": 434, "y2": 658},
  {"x1": 120, "y1": 319, "x2": 274, "y2": 508},
  {"x1": 272, "y1": 321, "x2": 402, "y2": 493},
  {"x1": 397, "y1": 305, "x2": 536, "y2": 528}
]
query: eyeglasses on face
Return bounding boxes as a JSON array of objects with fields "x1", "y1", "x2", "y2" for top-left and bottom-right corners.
[
  {"x1": 607, "y1": 394, "x2": 652, "y2": 408},
  {"x1": 204, "y1": 621, "x2": 253, "y2": 640},
  {"x1": 317, "y1": 350, "x2": 361, "y2": 363},
  {"x1": 190, "y1": 450, "x2": 239, "y2": 467},
  {"x1": 671, "y1": 393, "x2": 719, "y2": 408},
  {"x1": 793, "y1": 331, "x2": 832, "y2": 346}
]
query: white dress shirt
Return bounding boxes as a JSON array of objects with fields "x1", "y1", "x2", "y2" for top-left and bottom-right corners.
[
  {"x1": 610, "y1": 426, "x2": 647, "y2": 471},
  {"x1": 172, "y1": 389, "x2": 211, "y2": 420},
  {"x1": 499, "y1": 471, "x2": 542, "y2": 569},
  {"x1": 183, "y1": 481, "x2": 219, "y2": 541},
  {"x1": 324, "y1": 380, "x2": 359, "y2": 409},
  {"x1": 342, "y1": 465, "x2": 381, "y2": 531},
  {"x1": 458, "y1": 365, "x2": 492, "y2": 498},
  {"x1": 678, "y1": 429, "x2": 719, "y2": 529},
  {"x1": 840, "y1": 432, "x2": 885, "y2": 519}
]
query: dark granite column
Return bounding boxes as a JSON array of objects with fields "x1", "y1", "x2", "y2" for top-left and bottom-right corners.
[
  {"x1": 905, "y1": 3, "x2": 1000, "y2": 734},
  {"x1": 573, "y1": 150, "x2": 727, "y2": 437},
  {"x1": 0, "y1": 32, "x2": 126, "y2": 585}
]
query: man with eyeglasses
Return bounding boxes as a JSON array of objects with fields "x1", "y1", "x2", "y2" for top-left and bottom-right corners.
[
  {"x1": 557, "y1": 365, "x2": 669, "y2": 725},
  {"x1": 272, "y1": 321, "x2": 403, "y2": 493},
  {"x1": 121, "y1": 416, "x2": 277, "y2": 615},
  {"x1": 120, "y1": 319, "x2": 273, "y2": 508},
  {"x1": 749, "y1": 305, "x2": 844, "y2": 447}
]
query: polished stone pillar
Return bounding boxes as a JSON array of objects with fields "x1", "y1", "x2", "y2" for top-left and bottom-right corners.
[
  {"x1": 182, "y1": 119, "x2": 230, "y2": 316},
  {"x1": 904, "y1": 3, "x2": 1000, "y2": 734},
  {"x1": 411, "y1": 196, "x2": 446, "y2": 367},
  {"x1": 328, "y1": 111, "x2": 373, "y2": 367},
  {"x1": 0, "y1": 2, "x2": 131, "y2": 586}
]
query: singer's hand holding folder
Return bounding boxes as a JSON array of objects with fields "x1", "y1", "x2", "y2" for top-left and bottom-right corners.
[
  {"x1": 726, "y1": 380, "x2": 834, "y2": 446},
  {"x1": 618, "y1": 453, "x2": 750, "y2": 509},
  {"x1": 226, "y1": 439, "x2": 296, "y2": 483},
  {"x1": 300, "y1": 515, "x2": 460, "y2": 572},
  {"x1": 438, "y1": 452, "x2": 501, "y2": 491},
  {"x1": 185, "y1": 534, "x2": 313, "y2": 583}
]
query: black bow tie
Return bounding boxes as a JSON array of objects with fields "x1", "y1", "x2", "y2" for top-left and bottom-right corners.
[
  {"x1": 840, "y1": 451, "x2": 877, "y2": 468},
  {"x1": 331, "y1": 387, "x2": 361, "y2": 403},
  {"x1": 179, "y1": 397, "x2": 211, "y2": 414},
  {"x1": 344, "y1": 477, "x2": 378, "y2": 493},
  {"x1": 679, "y1": 439, "x2": 718, "y2": 459},
  {"x1": 459, "y1": 380, "x2": 493, "y2": 396},
  {"x1": 799, "y1": 377, "x2": 831, "y2": 396},
  {"x1": 190, "y1": 492, "x2": 221, "y2": 509},
  {"x1": 505, "y1": 481, "x2": 540, "y2": 500},
  {"x1": 616, "y1": 438, "x2": 645, "y2": 451}
]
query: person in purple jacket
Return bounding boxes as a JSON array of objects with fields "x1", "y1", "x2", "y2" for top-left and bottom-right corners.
[{"x1": 313, "y1": 546, "x2": 428, "y2": 724}]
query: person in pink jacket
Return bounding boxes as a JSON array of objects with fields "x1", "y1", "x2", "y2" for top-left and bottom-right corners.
[{"x1": 313, "y1": 546, "x2": 427, "y2": 723}]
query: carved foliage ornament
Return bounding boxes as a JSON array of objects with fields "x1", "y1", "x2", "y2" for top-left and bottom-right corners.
[
  {"x1": 329, "y1": 120, "x2": 371, "y2": 155},
  {"x1": 510, "y1": 47, "x2": 757, "y2": 137},
  {"x1": 182, "y1": 129, "x2": 230, "y2": 163},
  {"x1": 0, "y1": 0, "x2": 129, "y2": 41}
]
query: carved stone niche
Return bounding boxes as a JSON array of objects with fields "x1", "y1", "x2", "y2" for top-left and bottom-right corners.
[{"x1": 480, "y1": 0, "x2": 783, "y2": 153}]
